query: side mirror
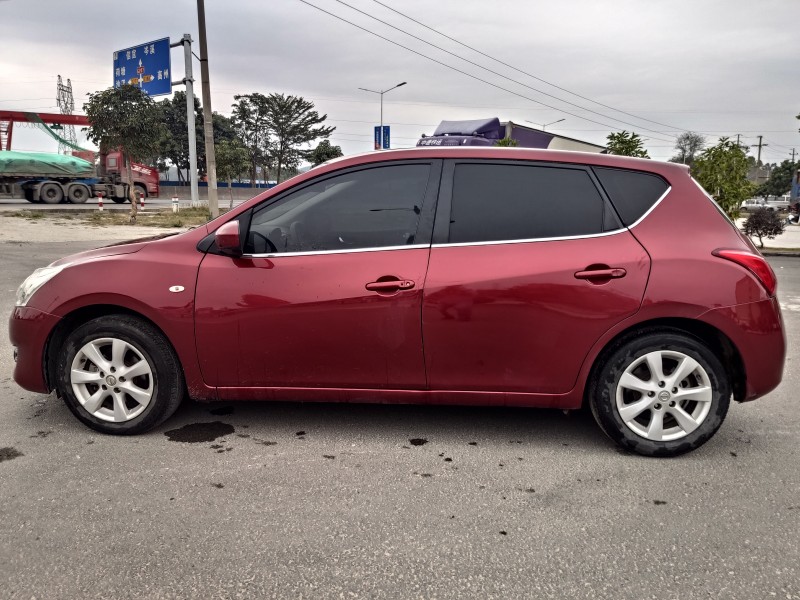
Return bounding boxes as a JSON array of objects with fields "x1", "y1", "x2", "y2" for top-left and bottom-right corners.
[{"x1": 215, "y1": 221, "x2": 242, "y2": 257}]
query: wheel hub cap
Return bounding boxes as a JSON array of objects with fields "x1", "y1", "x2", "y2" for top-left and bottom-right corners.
[
  {"x1": 70, "y1": 337, "x2": 154, "y2": 423},
  {"x1": 615, "y1": 350, "x2": 714, "y2": 442}
]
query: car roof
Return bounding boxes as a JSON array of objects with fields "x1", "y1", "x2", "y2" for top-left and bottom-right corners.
[{"x1": 318, "y1": 146, "x2": 689, "y2": 179}]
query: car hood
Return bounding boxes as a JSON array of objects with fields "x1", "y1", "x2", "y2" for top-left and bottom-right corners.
[{"x1": 48, "y1": 232, "x2": 182, "y2": 268}]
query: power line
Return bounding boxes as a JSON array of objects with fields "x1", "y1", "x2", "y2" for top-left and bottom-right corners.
[
  {"x1": 295, "y1": 0, "x2": 676, "y2": 143},
  {"x1": 366, "y1": 0, "x2": 687, "y2": 134},
  {"x1": 330, "y1": 0, "x2": 681, "y2": 140}
]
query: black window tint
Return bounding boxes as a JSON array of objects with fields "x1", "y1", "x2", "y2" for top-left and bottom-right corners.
[
  {"x1": 449, "y1": 164, "x2": 605, "y2": 243},
  {"x1": 594, "y1": 167, "x2": 669, "y2": 226},
  {"x1": 246, "y1": 164, "x2": 430, "y2": 253}
]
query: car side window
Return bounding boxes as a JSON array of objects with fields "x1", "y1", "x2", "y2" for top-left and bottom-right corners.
[
  {"x1": 245, "y1": 164, "x2": 431, "y2": 254},
  {"x1": 593, "y1": 167, "x2": 669, "y2": 226},
  {"x1": 448, "y1": 163, "x2": 606, "y2": 244}
]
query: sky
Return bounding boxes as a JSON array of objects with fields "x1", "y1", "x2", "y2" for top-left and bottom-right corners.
[{"x1": 1, "y1": 0, "x2": 798, "y2": 164}]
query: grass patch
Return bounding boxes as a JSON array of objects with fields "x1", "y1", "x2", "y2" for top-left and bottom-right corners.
[
  {"x1": 1, "y1": 210, "x2": 46, "y2": 220},
  {"x1": 83, "y1": 206, "x2": 216, "y2": 228},
  {"x1": 2, "y1": 206, "x2": 222, "y2": 228}
]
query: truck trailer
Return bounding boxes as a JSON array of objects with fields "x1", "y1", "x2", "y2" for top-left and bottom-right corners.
[{"x1": 0, "y1": 150, "x2": 157, "y2": 204}]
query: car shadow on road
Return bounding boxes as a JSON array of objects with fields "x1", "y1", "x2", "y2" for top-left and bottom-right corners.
[{"x1": 157, "y1": 397, "x2": 616, "y2": 454}]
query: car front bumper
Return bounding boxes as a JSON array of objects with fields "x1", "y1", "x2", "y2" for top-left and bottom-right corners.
[{"x1": 9, "y1": 306, "x2": 61, "y2": 394}]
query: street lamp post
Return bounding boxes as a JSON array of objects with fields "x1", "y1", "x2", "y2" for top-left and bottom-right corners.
[
  {"x1": 358, "y1": 81, "x2": 406, "y2": 149},
  {"x1": 525, "y1": 118, "x2": 565, "y2": 131}
]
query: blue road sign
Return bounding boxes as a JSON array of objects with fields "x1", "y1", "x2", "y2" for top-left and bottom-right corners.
[
  {"x1": 382, "y1": 126, "x2": 390, "y2": 149},
  {"x1": 113, "y1": 38, "x2": 171, "y2": 97},
  {"x1": 374, "y1": 126, "x2": 381, "y2": 150}
]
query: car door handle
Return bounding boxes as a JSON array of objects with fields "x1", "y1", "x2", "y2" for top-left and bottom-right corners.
[
  {"x1": 365, "y1": 279, "x2": 416, "y2": 292},
  {"x1": 574, "y1": 268, "x2": 627, "y2": 280}
]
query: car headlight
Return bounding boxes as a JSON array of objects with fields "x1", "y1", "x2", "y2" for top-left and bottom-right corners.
[{"x1": 15, "y1": 265, "x2": 65, "y2": 307}]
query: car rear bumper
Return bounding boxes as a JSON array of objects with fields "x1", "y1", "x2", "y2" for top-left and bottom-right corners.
[
  {"x1": 699, "y1": 296, "x2": 786, "y2": 401},
  {"x1": 9, "y1": 306, "x2": 61, "y2": 394}
]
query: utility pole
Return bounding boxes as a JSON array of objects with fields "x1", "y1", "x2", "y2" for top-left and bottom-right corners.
[
  {"x1": 755, "y1": 135, "x2": 768, "y2": 165},
  {"x1": 171, "y1": 34, "x2": 199, "y2": 205},
  {"x1": 197, "y1": 0, "x2": 219, "y2": 218},
  {"x1": 792, "y1": 148, "x2": 796, "y2": 163}
]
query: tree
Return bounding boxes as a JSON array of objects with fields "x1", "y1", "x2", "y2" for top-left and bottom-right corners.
[
  {"x1": 216, "y1": 139, "x2": 250, "y2": 208},
  {"x1": 84, "y1": 84, "x2": 165, "y2": 220},
  {"x1": 309, "y1": 140, "x2": 343, "y2": 166},
  {"x1": 606, "y1": 131, "x2": 649, "y2": 158},
  {"x1": 157, "y1": 91, "x2": 202, "y2": 183},
  {"x1": 670, "y1": 132, "x2": 706, "y2": 166},
  {"x1": 756, "y1": 160, "x2": 798, "y2": 199},
  {"x1": 743, "y1": 207, "x2": 785, "y2": 248},
  {"x1": 494, "y1": 137, "x2": 518, "y2": 147},
  {"x1": 197, "y1": 112, "x2": 239, "y2": 179},
  {"x1": 262, "y1": 93, "x2": 335, "y2": 183},
  {"x1": 692, "y1": 137, "x2": 753, "y2": 219},
  {"x1": 231, "y1": 93, "x2": 272, "y2": 187}
]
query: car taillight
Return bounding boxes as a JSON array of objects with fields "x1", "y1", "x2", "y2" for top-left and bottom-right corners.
[{"x1": 712, "y1": 249, "x2": 777, "y2": 296}]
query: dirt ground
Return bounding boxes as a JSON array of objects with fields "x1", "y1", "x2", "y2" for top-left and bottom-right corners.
[{"x1": 0, "y1": 215, "x2": 192, "y2": 243}]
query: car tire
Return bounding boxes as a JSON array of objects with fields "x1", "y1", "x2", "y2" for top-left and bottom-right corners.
[
  {"x1": 589, "y1": 329, "x2": 731, "y2": 457},
  {"x1": 55, "y1": 315, "x2": 184, "y2": 435}
]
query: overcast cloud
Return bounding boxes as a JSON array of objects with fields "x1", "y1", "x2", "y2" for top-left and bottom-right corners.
[{"x1": 1, "y1": 0, "x2": 798, "y2": 162}]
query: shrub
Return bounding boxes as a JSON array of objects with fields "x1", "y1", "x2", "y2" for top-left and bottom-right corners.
[{"x1": 743, "y1": 207, "x2": 785, "y2": 248}]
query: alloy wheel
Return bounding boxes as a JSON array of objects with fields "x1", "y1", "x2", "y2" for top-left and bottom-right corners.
[{"x1": 69, "y1": 337, "x2": 154, "y2": 423}]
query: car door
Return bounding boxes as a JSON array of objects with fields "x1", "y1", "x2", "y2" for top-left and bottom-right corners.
[
  {"x1": 422, "y1": 160, "x2": 651, "y2": 399},
  {"x1": 195, "y1": 160, "x2": 441, "y2": 393}
]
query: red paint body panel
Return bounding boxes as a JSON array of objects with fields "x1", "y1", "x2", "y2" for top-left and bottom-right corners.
[
  {"x1": 699, "y1": 297, "x2": 785, "y2": 400},
  {"x1": 422, "y1": 231, "x2": 650, "y2": 394},
  {"x1": 9, "y1": 148, "x2": 786, "y2": 417},
  {"x1": 216, "y1": 385, "x2": 568, "y2": 408},
  {"x1": 9, "y1": 306, "x2": 60, "y2": 393},
  {"x1": 195, "y1": 248, "x2": 430, "y2": 389},
  {"x1": 15, "y1": 226, "x2": 215, "y2": 400}
]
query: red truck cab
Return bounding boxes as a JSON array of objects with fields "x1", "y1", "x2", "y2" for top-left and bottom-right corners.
[{"x1": 71, "y1": 150, "x2": 160, "y2": 198}]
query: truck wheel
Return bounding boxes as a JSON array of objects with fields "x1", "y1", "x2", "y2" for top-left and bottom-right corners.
[
  {"x1": 24, "y1": 187, "x2": 38, "y2": 203},
  {"x1": 39, "y1": 182, "x2": 64, "y2": 204},
  {"x1": 67, "y1": 184, "x2": 91, "y2": 204},
  {"x1": 134, "y1": 184, "x2": 147, "y2": 199}
]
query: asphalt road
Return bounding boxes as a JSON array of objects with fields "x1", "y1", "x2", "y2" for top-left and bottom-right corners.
[{"x1": 0, "y1": 240, "x2": 798, "y2": 599}]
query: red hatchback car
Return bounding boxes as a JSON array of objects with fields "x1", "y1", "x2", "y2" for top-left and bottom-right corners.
[{"x1": 10, "y1": 148, "x2": 785, "y2": 456}]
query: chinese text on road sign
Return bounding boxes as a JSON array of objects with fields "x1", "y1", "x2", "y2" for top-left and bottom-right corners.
[{"x1": 113, "y1": 38, "x2": 171, "y2": 97}]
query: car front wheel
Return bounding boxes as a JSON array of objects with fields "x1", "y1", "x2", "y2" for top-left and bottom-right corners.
[
  {"x1": 55, "y1": 315, "x2": 184, "y2": 435},
  {"x1": 589, "y1": 330, "x2": 731, "y2": 457}
]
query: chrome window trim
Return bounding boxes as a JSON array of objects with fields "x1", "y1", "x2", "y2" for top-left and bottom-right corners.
[
  {"x1": 626, "y1": 185, "x2": 672, "y2": 229},
  {"x1": 241, "y1": 185, "x2": 671, "y2": 256},
  {"x1": 431, "y1": 227, "x2": 627, "y2": 249},
  {"x1": 244, "y1": 243, "x2": 429, "y2": 258}
]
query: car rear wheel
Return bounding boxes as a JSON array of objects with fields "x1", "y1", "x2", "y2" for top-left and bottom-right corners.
[
  {"x1": 55, "y1": 315, "x2": 184, "y2": 435},
  {"x1": 589, "y1": 330, "x2": 730, "y2": 457}
]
